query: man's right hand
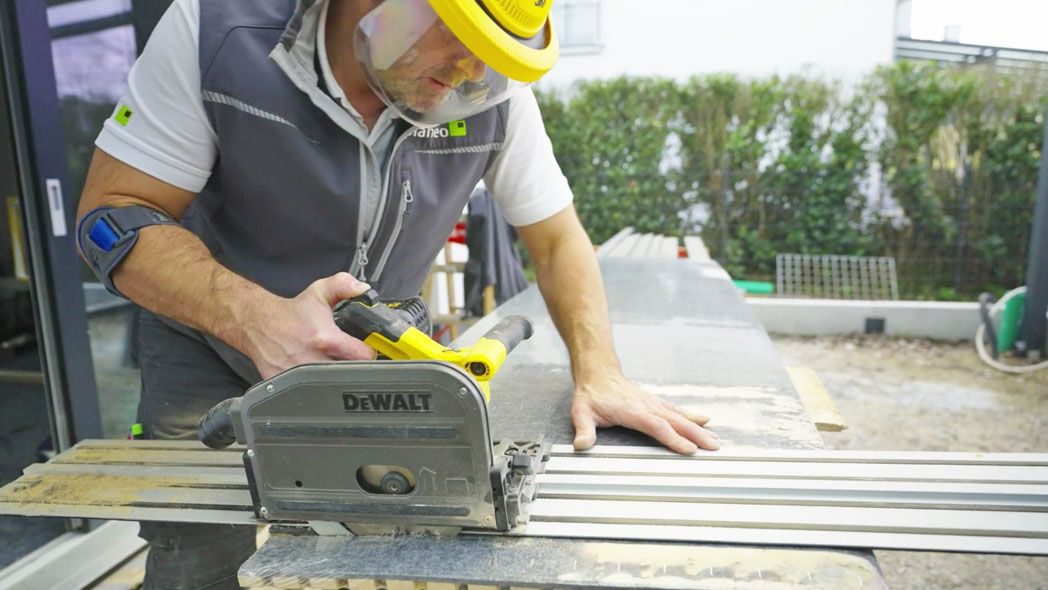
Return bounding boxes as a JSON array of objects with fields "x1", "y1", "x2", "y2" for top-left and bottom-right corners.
[{"x1": 239, "y1": 272, "x2": 377, "y2": 379}]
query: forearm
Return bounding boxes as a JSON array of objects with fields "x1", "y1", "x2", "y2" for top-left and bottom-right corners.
[
  {"x1": 98, "y1": 210, "x2": 374, "y2": 379},
  {"x1": 531, "y1": 226, "x2": 621, "y2": 384},
  {"x1": 108, "y1": 221, "x2": 275, "y2": 354},
  {"x1": 76, "y1": 149, "x2": 278, "y2": 355},
  {"x1": 77, "y1": 150, "x2": 372, "y2": 379}
]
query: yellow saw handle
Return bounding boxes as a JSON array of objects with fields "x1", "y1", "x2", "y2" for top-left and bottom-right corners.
[{"x1": 332, "y1": 290, "x2": 533, "y2": 401}]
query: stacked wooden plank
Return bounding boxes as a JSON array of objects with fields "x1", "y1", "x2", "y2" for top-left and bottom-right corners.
[{"x1": 596, "y1": 227, "x2": 709, "y2": 259}]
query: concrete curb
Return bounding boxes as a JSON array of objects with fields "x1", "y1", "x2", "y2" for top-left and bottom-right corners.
[{"x1": 746, "y1": 298, "x2": 980, "y2": 341}]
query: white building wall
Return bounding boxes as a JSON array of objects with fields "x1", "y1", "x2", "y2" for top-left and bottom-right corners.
[
  {"x1": 538, "y1": 0, "x2": 897, "y2": 88},
  {"x1": 895, "y1": 0, "x2": 913, "y2": 38}
]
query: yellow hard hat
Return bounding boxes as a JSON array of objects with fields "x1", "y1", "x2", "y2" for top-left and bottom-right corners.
[{"x1": 428, "y1": 0, "x2": 559, "y2": 83}]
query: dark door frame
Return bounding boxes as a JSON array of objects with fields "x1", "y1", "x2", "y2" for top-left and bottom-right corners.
[
  {"x1": 1021, "y1": 102, "x2": 1048, "y2": 357},
  {"x1": 0, "y1": 0, "x2": 102, "y2": 451}
]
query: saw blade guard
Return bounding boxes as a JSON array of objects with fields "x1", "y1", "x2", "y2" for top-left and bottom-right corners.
[{"x1": 235, "y1": 360, "x2": 505, "y2": 530}]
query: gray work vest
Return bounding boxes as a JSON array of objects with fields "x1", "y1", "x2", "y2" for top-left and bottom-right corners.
[{"x1": 169, "y1": 0, "x2": 508, "y2": 382}]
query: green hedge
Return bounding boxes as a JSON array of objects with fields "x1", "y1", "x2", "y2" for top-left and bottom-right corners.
[{"x1": 536, "y1": 62, "x2": 1048, "y2": 299}]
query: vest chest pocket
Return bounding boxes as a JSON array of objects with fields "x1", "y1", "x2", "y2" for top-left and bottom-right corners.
[
  {"x1": 364, "y1": 132, "x2": 501, "y2": 289},
  {"x1": 368, "y1": 177, "x2": 416, "y2": 282}
]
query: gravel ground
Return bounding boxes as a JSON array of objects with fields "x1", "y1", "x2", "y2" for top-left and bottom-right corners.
[{"x1": 772, "y1": 334, "x2": 1048, "y2": 590}]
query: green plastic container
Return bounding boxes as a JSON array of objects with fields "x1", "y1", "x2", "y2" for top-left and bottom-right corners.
[
  {"x1": 997, "y1": 292, "x2": 1025, "y2": 353},
  {"x1": 733, "y1": 280, "x2": 775, "y2": 295}
]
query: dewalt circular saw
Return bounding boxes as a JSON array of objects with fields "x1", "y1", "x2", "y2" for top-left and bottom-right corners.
[{"x1": 197, "y1": 290, "x2": 547, "y2": 535}]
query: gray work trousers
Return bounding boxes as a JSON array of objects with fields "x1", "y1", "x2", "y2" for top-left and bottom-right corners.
[{"x1": 134, "y1": 309, "x2": 257, "y2": 590}]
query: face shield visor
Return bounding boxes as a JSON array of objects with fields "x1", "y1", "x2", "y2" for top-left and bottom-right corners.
[{"x1": 353, "y1": 0, "x2": 557, "y2": 127}]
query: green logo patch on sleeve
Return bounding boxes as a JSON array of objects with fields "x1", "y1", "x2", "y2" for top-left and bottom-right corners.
[
  {"x1": 114, "y1": 105, "x2": 133, "y2": 126},
  {"x1": 448, "y1": 120, "x2": 467, "y2": 137}
]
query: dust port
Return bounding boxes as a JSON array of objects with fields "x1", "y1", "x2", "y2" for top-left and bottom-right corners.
[{"x1": 356, "y1": 465, "x2": 416, "y2": 495}]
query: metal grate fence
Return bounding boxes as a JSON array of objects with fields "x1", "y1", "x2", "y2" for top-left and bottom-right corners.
[{"x1": 776, "y1": 254, "x2": 899, "y2": 300}]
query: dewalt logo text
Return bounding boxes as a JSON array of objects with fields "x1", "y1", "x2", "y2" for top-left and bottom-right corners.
[{"x1": 342, "y1": 392, "x2": 433, "y2": 412}]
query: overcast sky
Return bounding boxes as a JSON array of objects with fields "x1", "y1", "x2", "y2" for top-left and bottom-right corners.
[{"x1": 910, "y1": 0, "x2": 1048, "y2": 51}]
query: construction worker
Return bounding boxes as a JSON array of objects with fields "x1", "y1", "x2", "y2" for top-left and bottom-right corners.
[{"x1": 75, "y1": 0, "x2": 719, "y2": 588}]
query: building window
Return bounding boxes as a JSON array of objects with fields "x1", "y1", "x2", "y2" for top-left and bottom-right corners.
[{"x1": 551, "y1": 0, "x2": 602, "y2": 54}]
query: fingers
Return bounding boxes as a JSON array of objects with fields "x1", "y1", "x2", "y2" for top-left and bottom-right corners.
[
  {"x1": 657, "y1": 401, "x2": 718, "y2": 450},
  {"x1": 315, "y1": 272, "x2": 370, "y2": 307},
  {"x1": 625, "y1": 412, "x2": 699, "y2": 455},
  {"x1": 660, "y1": 409, "x2": 719, "y2": 451},
  {"x1": 571, "y1": 408, "x2": 598, "y2": 451},
  {"x1": 660, "y1": 399, "x2": 710, "y2": 426},
  {"x1": 324, "y1": 333, "x2": 378, "y2": 361},
  {"x1": 304, "y1": 273, "x2": 375, "y2": 360}
]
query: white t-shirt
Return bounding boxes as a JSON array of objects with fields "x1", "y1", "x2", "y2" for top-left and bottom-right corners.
[{"x1": 95, "y1": 0, "x2": 572, "y2": 227}]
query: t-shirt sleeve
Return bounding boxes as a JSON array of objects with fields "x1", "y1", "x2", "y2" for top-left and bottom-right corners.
[
  {"x1": 483, "y1": 88, "x2": 573, "y2": 227},
  {"x1": 94, "y1": 0, "x2": 217, "y2": 192}
]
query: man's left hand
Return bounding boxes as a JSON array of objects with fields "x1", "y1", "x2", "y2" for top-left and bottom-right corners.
[{"x1": 571, "y1": 372, "x2": 720, "y2": 454}]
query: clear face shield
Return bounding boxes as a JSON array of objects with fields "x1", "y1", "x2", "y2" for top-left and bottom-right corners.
[{"x1": 353, "y1": 0, "x2": 550, "y2": 127}]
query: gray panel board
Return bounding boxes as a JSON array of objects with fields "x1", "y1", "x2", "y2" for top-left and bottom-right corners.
[
  {"x1": 461, "y1": 258, "x2": 817, "y2": 450},
  {"x1": 243, "y1": 534, "x2": 886, "y2": 590}
]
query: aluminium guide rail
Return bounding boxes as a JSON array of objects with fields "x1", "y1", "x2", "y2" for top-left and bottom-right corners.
[{"x1": 0, "y1": 440, "x2": 1046, "y2": 554}]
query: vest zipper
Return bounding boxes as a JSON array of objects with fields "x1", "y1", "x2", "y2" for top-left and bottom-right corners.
[
  {"x1": 352, "y1": 129, "x2": 414, "y2": 280},
  {"x1": 355, "y1": 242, "x2": 370, "y2": 281},
  {"x1": 350, "y1": 149, "x2": 369, "y2": 279},
  {"x1": 370, "y1": 179, "x2": 413, "y2": 282}
]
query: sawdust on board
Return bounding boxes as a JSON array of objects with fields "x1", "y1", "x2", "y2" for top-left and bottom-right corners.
[
  {"x1": 0, "y1": 473, "x2": 189, "y2": 516},
  {"x1": 637, "y1": 383, "x2": 822, "y2": 449},
  {"x1": 57, "y1": 446, "x2": 239, "y2": 466}
]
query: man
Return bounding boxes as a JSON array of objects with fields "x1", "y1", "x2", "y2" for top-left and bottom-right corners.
[{"x1": 76, "y1": 0, "x2": 718, "y2": 587}]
